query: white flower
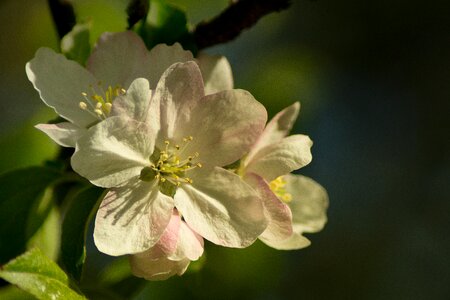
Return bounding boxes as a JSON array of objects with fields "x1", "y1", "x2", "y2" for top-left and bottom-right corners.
[
  {"x1": 26, "y1": 31, "x2": 233, "y2": 147},
  {"x1": 129, "y1": 209, "x2": 203, "y2": 281},
  {"x1": 240, "y1": 102, "x2": 328, "y2": 249},
  {"x1": 71, "y1": 62, "x2": 269, "y2": 256}
]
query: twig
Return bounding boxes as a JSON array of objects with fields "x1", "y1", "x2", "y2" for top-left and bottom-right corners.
[
  {"x1": 47, "y1": 0, "x2": 76, "y2": 40},
  {"x1": 194, "y1": 0, "x2": 292, "y2": 50},
  {"x1": 126, "y1": 0, "x2": 149, "y2": 29}
]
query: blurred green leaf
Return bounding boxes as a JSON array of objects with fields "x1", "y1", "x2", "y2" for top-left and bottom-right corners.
[
  {"x1": 0, "y1": 285, "x2": 35, "y2": 300},
  {"x1": 61, "y1": 23, "x2": 91, "y2": 66},
  {"x1": 0, "y1": 167, "x2": 61, "y2": 264},
  {"x1": 135, "y1": 0, "x2": 195, "y2": 52},
  {"x1": 60, "y1": 186, "x2": 104, "y2": 282},
  {"x1": 0, "y1": 248, "x2": 86, "y2": 300},
  {"x1": 73, "y1": 0, "x2": 128, "y2": 45},
  {"x1": 28, "y1": 206, "x2": 61, "y2": 261}
]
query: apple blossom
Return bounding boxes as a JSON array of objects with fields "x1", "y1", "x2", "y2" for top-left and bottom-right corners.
[
  {"x1": 26, "y1": 31, "x2": 233, "y2": 147},
  {"x1": 71, "y1": 62, "x2": 268, "y2": 256},
  {"x1": 239, "y1": 102, "x2": 328, "y2": 250}
]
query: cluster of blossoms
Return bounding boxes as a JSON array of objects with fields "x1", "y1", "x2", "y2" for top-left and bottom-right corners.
[{"x1": 27, "y1": 31, "x2": 328, "y2": 280}]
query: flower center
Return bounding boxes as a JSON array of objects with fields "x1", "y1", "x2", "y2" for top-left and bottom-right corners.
[
  {"x1": 79, "y1": 82, "x2": 126, "y2": 120},
  {"x1": 269, "y1": 176, "x2": 292, "y2": 203},
  {"x1": 140, "y1": 136, "x2": 202, "y2": 189}
]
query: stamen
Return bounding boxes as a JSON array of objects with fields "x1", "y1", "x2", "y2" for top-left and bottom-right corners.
[{"x1": 79, "y1": 102, "x2": 87, "y2": 110}]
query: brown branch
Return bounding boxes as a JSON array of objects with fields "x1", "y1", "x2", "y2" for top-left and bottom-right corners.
[
  {"x1": 193, "y1": 0, "x2": 291, "y2": 50},
  {"x1": 47, "y1": 0, "x2": 76, "y2": 40}
]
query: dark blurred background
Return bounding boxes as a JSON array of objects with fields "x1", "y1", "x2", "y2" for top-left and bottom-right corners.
[{"x1": 0, "y1": 0, "x2": 449, "y2": 299}]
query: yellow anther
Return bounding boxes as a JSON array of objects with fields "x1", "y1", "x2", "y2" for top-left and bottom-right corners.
[
  {"x1": 196, "y1": 163, "x2": 203, "y2": 168},
  {"x1": 188, "y1": 136, "x2": 193, "y2": 141},
  {"x1": 164, "y1": 140, "x2": 170, "y2": 145},
  {"x1": 175, "y1": 145, "x2": 180, "y2": 150},
  {"x1": 94, "y1": 109, "x2": 103, "y2": 116},
  {"x1": 160, "y1": 177, "x2": 166, "y2": 182},
  {"x1": 81, "y1": 92, "x2": 88, "y2": 97},
  {"x1": 79, "y1": 102, "x2": 87, "y2": 110},
  {"x1": 95, "y1": 102, "x2": 102, "y2": 109},
  {"x1": 185, "y1": 178, "x2": 193, "y2": 184},
  {"x1": 121, "y1": 88, "x2": 126, "y2": 94}
]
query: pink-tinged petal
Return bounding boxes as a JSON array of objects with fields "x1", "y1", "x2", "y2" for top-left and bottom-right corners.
[
  {"x1": 130, "y1": 252, "x2": 190, "y2": 281},
  {"x1": 147, "y1": 43, "x2": 194, "y2": 88},
  {"x1": 261, "y1": 232, "x2": 311, "y2": 250},
  {"x1": 111, "y1": 78, "x2": 156, "y2": 125},
  {"x1": 26, "y1": 47, "x2": 98, "y2": 127},
  {"x1": 196, "y1": 53, "x2": 233, "y2": 95},
  {"x1": 175, "y1": 167, "x2": 268, "y2": 248},
  {"x1": 153, "y1": 61, "x2": 204, "y2": 142},
  {"x1": 94, "y1": 178, "x2": 174, "y2": 256},
  {"x1": 87, "y1": 31, "x2": 151, "y2": 88},
  {"x1": 245, "y1": 134, "x2": 313, "y2": 182},
  {"x1": 180, "y1": 89, "x2": 267, "y2": 168},
  {"x1": 285, "y1": 174, "x2": 329, "y2": 234},
  {"x1": 244, "y1": 173, "x2": 293, "y2": 243},
  {"x1": 247, "y1": 102, "x2": 300, "y2": 161},
  {"x1": 155, "y1": 211, "x2": 182, "y2": 255},
  {"x1": 35, "y1": 122, "x2": 87, "y2": 148},
  {"x1": 169, "y1": 221, "x2": 204, "y2": 261},
  {"x1": 71, "y1": 117, "x2": 155, "y2": 188}
]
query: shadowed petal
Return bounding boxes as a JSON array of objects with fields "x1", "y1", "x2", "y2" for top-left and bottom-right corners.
[
  {"x1": 285, "y1": 174, "x2": 329, "y2": 234},
  {"x1": 130, "y1": 252, "x2": 190, "y2": 281},
  {"x1": 26, "y1": 47, "x2": 98, "y2": 127},
  {"x1": 245, "y1": 134, "x2": 313, "y2": 182},
  {"x1": 94, "y1": 178, "x2": 174, "y2": 256},
  {"x1": 175, "y1": 168, "x2": 268, "y2": 248},
  {"x1": 35, "y1": 122, "x2": 87, "y2": 148},
  {"x1": 153, "y1": 61, "x2": 204, "y2": 142},
  {"x1": 247, "y1": 102, "x2": 300, "y2": 160},
  {"x1": 147, "y1": 43, "x2": 194, "y2": 87},
  {"x1": 87, "y1": 31, "x2": 151, "y2": 88},
  {"x1": 244, "y1": 173, "x2": 293, "y2": 243},
  {"x1": 196, "y1": 53, "x2": 233, "y2": 95}
]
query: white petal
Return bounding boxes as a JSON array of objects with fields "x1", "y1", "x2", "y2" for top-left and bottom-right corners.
[
  {"x1": 110, "y1": 78, "x2": 154, "y2": 124},
  {"x1": 244, "y1": 173, "x2": 293, "y2": 243},
  {"x1": 71, "y1": 117, "x2": 155, "y2": 188},
  {"x1": 147, "y1": 43, "x2": 194, "y2": 88},
  {"x1": 179, "y1": 89, "x2": 267, "y2": 168},
  {"x1": 154, "y1": 61, "x2": 205, "y2": 141},
  {"x1": 245, "y1": 134, "x2": 313, "y2": 182},
  {"x1": 130, "y1": 251, "x2": 190, "y2": 281},
  {"x1": 35, "y1": 122, "x2": 87, "y2": 148},
  {"x1": 285, "y1": 174, "x2": 329, "y2": 234},
  {"x1": 86, "y1": 31, "x2": 152, "y2": 88},
  {"x1": 261, "y1": 232, "x2": 311, "y2": 250},
  {"x1": 175, "y1": 168, "x2": 268, "y2": 248},
  {"x1": 26, "y1": 47, "x2": 98, "y2": 127},
  {"x1": 169, "y1": 221, "x2": 204, "y2": 261},
  {"x1": 94, "y1": 178, "x2": 174, "y2": 256},
  {"x1": 247, "y1": 102, "x2": 300, "y2": 160},
  {"x1": 196, "y1": 53, "x2": 233, "y2": 95}
]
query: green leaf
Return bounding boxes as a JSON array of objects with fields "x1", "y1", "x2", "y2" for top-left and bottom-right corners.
[
  {"x1": 0, "y1": 167, "x2": 61, "y2": 264},
  {"x1": 135, "y1": 0, "x2": 195, "y2": 52},
  {"x1": 27, "y1": 206, "x2": 61, "y2": 261},
  {"x1": 0, "y1": 285, "x2": 35, "y2": 300},
  {"x1": 60, "y1": 186, "x2": 104, "y2": 282},
  {"x1": 61, "y1": 23, "x2": 91, "y2": 66},
  {"x1": 0, "y1": 248, "x2": 86, "y2": 300}
]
